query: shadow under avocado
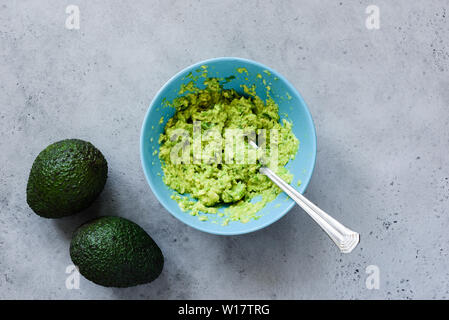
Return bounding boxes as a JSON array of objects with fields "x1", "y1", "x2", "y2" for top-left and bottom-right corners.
[{"x1": 51, "y1": 184, "x2": 115, "y2": 242}]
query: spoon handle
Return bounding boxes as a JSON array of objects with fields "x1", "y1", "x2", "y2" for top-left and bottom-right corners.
[{"x1": 260, "y1": 167, "x2": 360, "y2": 253}]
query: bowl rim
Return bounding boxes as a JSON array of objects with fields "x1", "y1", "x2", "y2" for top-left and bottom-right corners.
[{"x1": 140, "y1": 57, "x2": 317, "y2": 235}]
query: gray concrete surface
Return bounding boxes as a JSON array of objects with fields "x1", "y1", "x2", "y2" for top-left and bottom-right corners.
[{"x1": 0, "y1": 0, "x2": 448, "y2": 299}]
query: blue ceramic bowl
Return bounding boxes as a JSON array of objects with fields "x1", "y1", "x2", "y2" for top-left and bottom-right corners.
[{"x1": 140, "y1": 57, "x2": 316, "y2": 235}]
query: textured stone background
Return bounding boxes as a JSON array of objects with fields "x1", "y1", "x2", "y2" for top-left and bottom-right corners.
[{"x1": 0, "y1": 0, "x2": 448, "y2": 299}]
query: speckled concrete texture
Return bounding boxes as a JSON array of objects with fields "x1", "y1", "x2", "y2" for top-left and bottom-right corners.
[{"x1": 0, "y1": 0, "x2": 448, "y2": 299}]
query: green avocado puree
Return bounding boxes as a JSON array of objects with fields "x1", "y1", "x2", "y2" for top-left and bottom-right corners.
[{"x1": 158, "y1": 72, "x2": 299, "y2": 225}]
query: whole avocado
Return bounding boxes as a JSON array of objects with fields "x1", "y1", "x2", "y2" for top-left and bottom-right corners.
[
  {"x1": 26, "y1": 139, "x2": 108, "y2": 218},
  {"x1": 70, "y1": 216, "x2": 164, "y2": 288}
]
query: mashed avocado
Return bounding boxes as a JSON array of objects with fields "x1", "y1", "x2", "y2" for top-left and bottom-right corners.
[{"x1": 158, "y1": 73, "x2": 299, "y2": 225}]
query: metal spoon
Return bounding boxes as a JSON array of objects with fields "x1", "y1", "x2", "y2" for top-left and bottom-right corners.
[{"x1": 249, "y1": 140, "x2": 360, "y2": 253}]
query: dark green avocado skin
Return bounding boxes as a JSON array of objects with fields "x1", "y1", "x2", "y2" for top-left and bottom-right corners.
[
  {"x1": 26, "y1": 139, "x2": 108, "y2": 218},
  {"x1": 70, "y1": 216, "x2": 164, "y2": 288}
]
